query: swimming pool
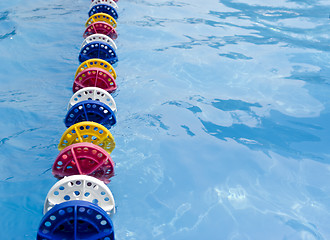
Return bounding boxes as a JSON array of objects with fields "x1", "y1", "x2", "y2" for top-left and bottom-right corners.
[{"x1": 0, "y1": 0, "x2": 329, "y2": 239}]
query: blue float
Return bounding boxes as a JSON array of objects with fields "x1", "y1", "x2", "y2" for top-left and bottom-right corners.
[
  {"x1": 79, "y1": 41, "x2": 118, "y2": 65},
  {"x1": 89, "y1": 4, "x2": 118, "y2": 20},
  {"x1": 37, "y1": 200, "x2": 115, "y2": 240},
  {"x1": 64, "y1": 100, "x2": 116, "y2": 129}
]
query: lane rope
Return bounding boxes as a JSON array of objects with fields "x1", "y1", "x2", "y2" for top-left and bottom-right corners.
[{"x1": 37, "y1": 1, "x2": 121, "y2": 239}]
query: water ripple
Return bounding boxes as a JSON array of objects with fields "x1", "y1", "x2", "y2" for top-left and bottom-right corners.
[
  {"x1": 0, "y1": 28, "x2": 16, "y2": 40},
  {"x1": 0, "y1": 11, "x2": 9, "y2": 21},
  {"x1": 0, "y1": 10, "x2": 16, "y2": 41}
]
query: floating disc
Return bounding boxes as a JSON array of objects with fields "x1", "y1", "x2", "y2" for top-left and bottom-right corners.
[
  {"x1": 68, "y1": 87, "x2": 117, "y2": 113},
  {"x1": 81, "y1": 33, "x2": 117, "y2": 51},
  {"x1": 58, "y1": 121, "x2": 116, "y2": 154},
  {"x1": 64, "y1": 100, "x2": 116, "y2": 129},
  {"x1": 37, "y1": 200, "x2": 115, "y2": 240},
  {"x1": 83, "y1": 22, "x2": 117, "y2": 40},
  {"x1": 43, "y1": 175, "x2": 115, "y2": 216},
  {"x1": 93, "y1": 0, "x2": 118, "y2": 2},
  {"x1": 90, "y1": 0, "x2": 118, "y2": 10},
  {"x1": 89, "y1": 4, "x2": 118, "y2": 20},
  {"x1": 75, "y1": 58, "x2": 117, "y2": 80},
  {"x1": 86, "y1": 13, "x2": 117, "y2": 29},
  {"x1": 79, "y1": 41, "x2": 118, "y2": 65},
  {"x1": 73, "y1": 67, "x2": 117, "y2": 93},
  {"x1": 52, "y1": 142, "x2": 115, "y2": 183}
]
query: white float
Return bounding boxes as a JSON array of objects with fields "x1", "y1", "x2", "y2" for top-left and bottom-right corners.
[
  {"x1": 68, "y1": 87, "x2": 117, "y2": 113},
  {"x1": 43, "y1": 175, "x2": 116, "y2": 216},
  {"x1": 81, "y1": 33, "x2": 117, "y2": 51}
]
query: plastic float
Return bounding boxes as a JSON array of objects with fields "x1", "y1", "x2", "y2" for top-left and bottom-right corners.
[
  {"x1": 73, "y1": 68, "x2": 117, "y2": 93},
  {"x1": 75, "y1": 58, "x2": 117, "y2": 80},
  {"x1": 79, "y1": 41, "x2": 118, "y2": 64},
  {"x1": 86, "y1": 13, "x2": 117, "y2": 28},
  {"x1": 37, "y1": 200, "x2": 115, "y2": 240},
  {"x1": 82, "y1": 34, "x2": 117, "y2": 51},
  {"x1": 92, "y1": 0, "x2": 119, "y2": 2},
  {"x1": 43, "y1": 175, "x2": 115, "y2": 216},
  {"x1": 58, "y1": 121, "x2": 116, "y2": 154},
  {"x1": 90, "y1": 0, "x2": 118, "y2": 10},
  {"x1": 52, "y1": 142, "x2": 115, "y2": 183},
  {"x1": 68, "y1": 87, "x2": 117, "y2": 112},
  {"x1": 64, "y1": 100, "x2": 116, "y2": 129},
  {"x1": 83, "y1": 22, "x2": 118, "y2": 40},
  {"x1": 37, "y1": 0, "x2": 121, "y2": 238},
  {"x1": 89, "y1": 4, "x2": 118, "y2": 20}
]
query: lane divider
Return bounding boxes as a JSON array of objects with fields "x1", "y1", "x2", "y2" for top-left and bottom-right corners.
[
  {"x1": 64, "y1": 100, "x2": 117, "y2": 128},
  {"x1": 37, "y1": 1, "x2": 121, "y2": 239},
  {"x1": 82, "y1": 34, "x2": 118, "y2": 51},
  {"x1": 73, "y1": 67, "x2": 117, "y2": 93},
  {"x1": 89, "y1": 4, "x2": 119, "y2": 20},
  {"x1": 90, "y1": 0, "x2": 119, "y2": 10},
  {"x1": 86, "y1": 13, "x2": 117, "y2": 28},
  {"x1": 75, "y1": 59, "x2": 117, "y2": 79},
  {"x1": 68, "y1": 87, "x2": 117, "y2": 113},
  {"x1": 52, "y1": 142, "x2": 115, "y2": 183},
  {"x1": 43, "y1": 175, "x2": 116, "y2": 216},
  {"x1": 38, "y1": 201, "x2": 115, "y2": 240},
  {"x1": 83, "y1": 22, "x2": 118, "y2": 39},
  {"x1": 58, "y1": 121, "x2": 116, "y2": 154}
]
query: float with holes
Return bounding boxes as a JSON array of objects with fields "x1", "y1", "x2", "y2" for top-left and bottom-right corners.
[{"x1": 37, "y1": 1, "x2": 120, "y2": 239}]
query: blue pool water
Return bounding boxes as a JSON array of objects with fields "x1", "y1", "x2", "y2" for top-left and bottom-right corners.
[{"x1": 0, "y1": 0, "x2": 329, "y2": 239}]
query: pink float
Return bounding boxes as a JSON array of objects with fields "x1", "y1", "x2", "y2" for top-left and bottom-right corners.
[
  {"x1": 52, "y1": 142, "x2": 115, "y2": 183},
  {"x1": 73, "y1": 67, "x2": 117, "y2": 93},
  {"x1": 83, "y1": 22, "x2": 118, "y2": 40}
]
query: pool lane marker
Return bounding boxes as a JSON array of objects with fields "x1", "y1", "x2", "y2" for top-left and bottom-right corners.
[{"x1": 37, "y1": 1, "x2": 121, "y2": 239}]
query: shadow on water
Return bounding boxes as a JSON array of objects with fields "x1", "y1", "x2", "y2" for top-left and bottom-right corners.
[
  {"x1": 165, "y1": 96, "x2": 330, "y2": 163},
  {"x1": 212, "y1": 0, "x2": 330, "y2": 51},
  {"x1": 286, "y1": 53, "x2": 330, "y2": 85},
  {"x1": 0, "y1": 11, "x2": 9, "y2": 21},
  {"x1": 0, "y1": 10, "x2": 16, "y2": 41},
  {"x1": 134, "y1": 0, "x2": 330, "y2": 165},
  {"x1": 141, "y1": 0, "x2": 329, "y2": 52}
]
